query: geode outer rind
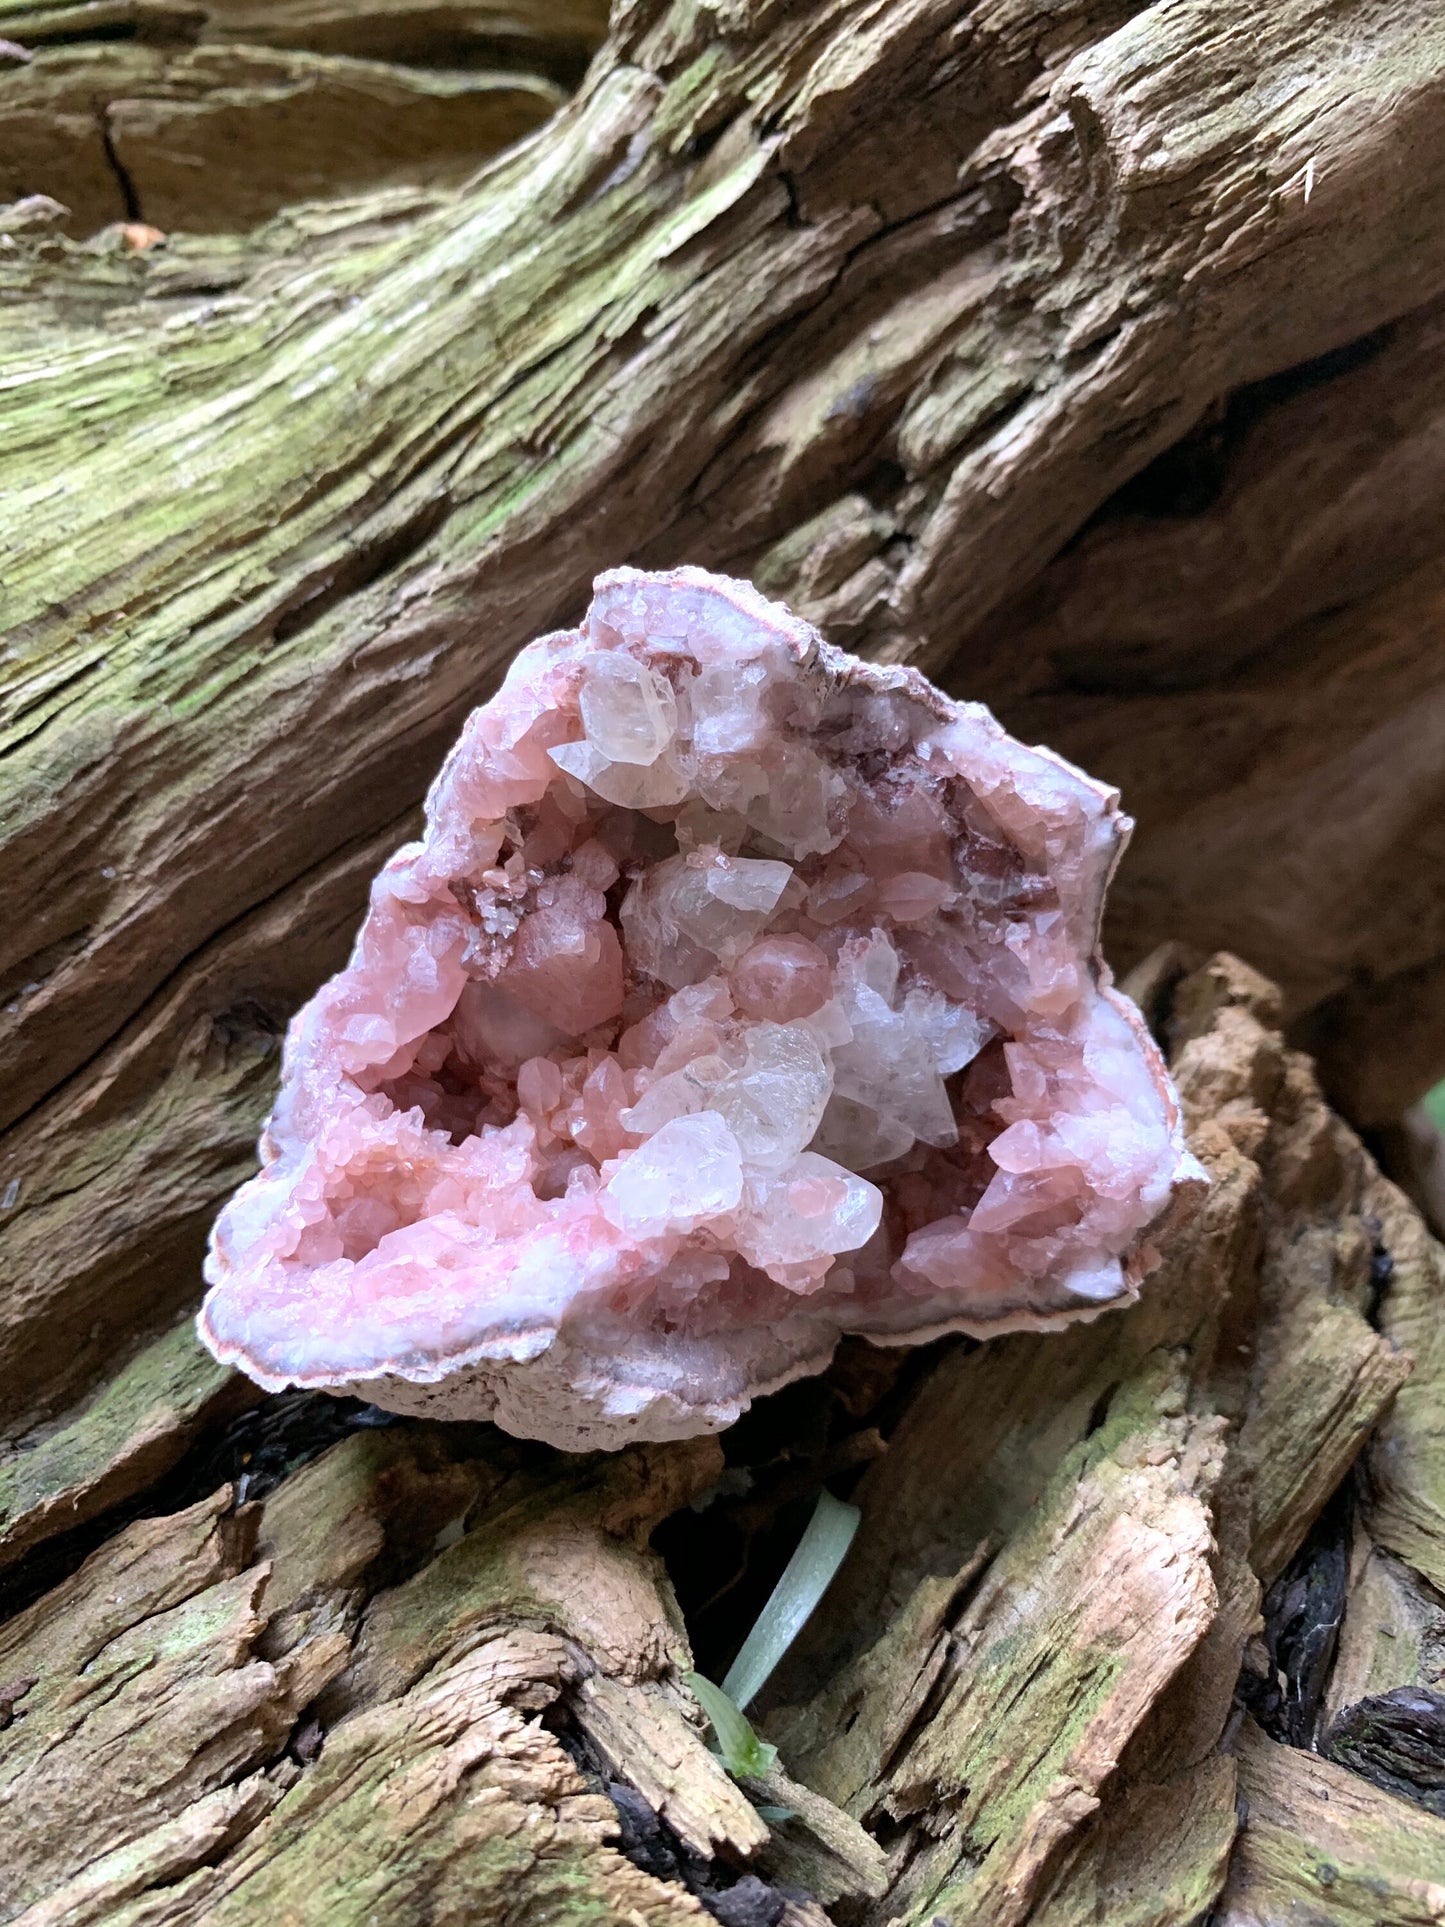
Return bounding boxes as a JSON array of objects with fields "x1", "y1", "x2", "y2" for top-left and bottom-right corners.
[{"x1": 198, "y1": 567, "x2": 1203, "y2": 1451}]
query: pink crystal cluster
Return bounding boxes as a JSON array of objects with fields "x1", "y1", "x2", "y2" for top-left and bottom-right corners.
[{"x1": 199, "y1": 568, "x2": 1201, "y2": 1450}]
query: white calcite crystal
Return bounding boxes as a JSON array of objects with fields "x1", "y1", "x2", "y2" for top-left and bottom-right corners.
[{"x1": 198, "y1": 567, "x2": 1203, "y2": 1451}]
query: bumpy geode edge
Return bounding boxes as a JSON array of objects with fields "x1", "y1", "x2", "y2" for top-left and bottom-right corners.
[{"x1": 199, "y1": 567, "x2": 1204, "y2": 1453}]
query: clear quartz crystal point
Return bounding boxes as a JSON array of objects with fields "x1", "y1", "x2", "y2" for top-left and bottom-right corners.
[{"x1": 579, "y1": 652, "x2": 678, "y2": 765}]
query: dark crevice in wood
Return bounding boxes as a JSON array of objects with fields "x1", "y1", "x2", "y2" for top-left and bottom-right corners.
[
  {"x1": 0, "y1": 1391, "x2": 396, "y2": 1624},
  {"x1": 1236, "y1": 1487, "x2": 1353, "y2": 1751},
  {"x1": 1080, "y1": 320, "x2": 1402, "y2": 534},
  {"x1": 97, "y1": 106, "x2": 144, "y2": 221}
]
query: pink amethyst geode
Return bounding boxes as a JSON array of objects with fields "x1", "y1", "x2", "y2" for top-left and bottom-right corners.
[{"x1": 199, "y1": 568, "x2": 1202, "y2": 1451}]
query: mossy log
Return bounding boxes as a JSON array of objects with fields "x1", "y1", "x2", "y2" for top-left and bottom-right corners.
[
  {"x1": 3, "y1": 954, "x2": 1444, "y2": 1926},
  {"x1": 4, "y1": 0, "x2": 1445, "y2": 1920}
]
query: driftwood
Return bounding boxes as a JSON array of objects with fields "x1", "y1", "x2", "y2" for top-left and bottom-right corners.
[
  {"x1": 4, "y1": 0, "x2": 1445, "y2": 1919},
  {"x1": 2, "y1": 953, "x2": 1444, "y2": 1925},
  {"x1": 7, "y1": 0, "x2": 1445, "y2": 1424}
]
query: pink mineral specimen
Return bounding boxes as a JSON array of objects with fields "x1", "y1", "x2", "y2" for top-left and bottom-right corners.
[{"x1": 198, "y1": 568, "x2": 1203, "y2": 1451}]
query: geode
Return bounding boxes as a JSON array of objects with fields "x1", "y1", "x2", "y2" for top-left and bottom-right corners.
[{"x1": 199, "y1": 567, "x2": 1202, "y2": 1451}]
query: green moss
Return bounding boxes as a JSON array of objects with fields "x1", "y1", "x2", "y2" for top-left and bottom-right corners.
[{"x1": 0, "y1": 1316, "x2": 240, "y2": 1562}]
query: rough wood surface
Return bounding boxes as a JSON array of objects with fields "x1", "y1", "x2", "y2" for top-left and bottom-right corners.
[
  {"x1": 1219, "y1": 1720, "x2": 1445, "y2": 1927},
  {"x1": 0, "y1": 1445, "x2": 722, "y2": 1927},
  {"x1": 1, "y1": 956, "x2": 1441, "y2": 1924},
  {"x1": 5, "y1": 0, "x2": 1445, "y2": 1918},
  {"x1": 0, "y1": 1311, "x2": 256, "y2": 1573},
  {"x1": 752, "y1": 950, "x2": 1442, "y2": 1926},
  {"x1": 1, "y1": 40, "x2": 567, "y2": 234},
  {"x1": 5, "y1": 1, "x2": 1445, "y2": 1453}
]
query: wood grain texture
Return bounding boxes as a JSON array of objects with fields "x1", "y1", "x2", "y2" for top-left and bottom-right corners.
[
  {"x1": 0, "y1": 954, "x2": 1441, "y2": 1923},
  {"x1": 4, "y1": 0, "x2": 1445, "y2": 1913},
  {"x1": 1219, "y1": 1720, "x2": 1445, "y2": 1927},
  {"x1": 3, "y1": 0, "x2": 1445, "y2": 1172}
]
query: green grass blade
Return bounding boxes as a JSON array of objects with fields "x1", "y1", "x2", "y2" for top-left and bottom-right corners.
[
  {"x1": 721, "y1": 1488, "x2": 860, "y2": 1711},
  {"x1": 685, "y1": 1670, "x2": 779, "y2": 1778}
]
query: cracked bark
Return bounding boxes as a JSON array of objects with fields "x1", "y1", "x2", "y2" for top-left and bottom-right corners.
[{"x1": 3, "y1": 0, "x2": 1445, "y2": 1919}]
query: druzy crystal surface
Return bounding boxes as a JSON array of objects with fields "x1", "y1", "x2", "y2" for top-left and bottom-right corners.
[{"x1": 199, "y1": 568, "x2": 1201, "y2": 1450}]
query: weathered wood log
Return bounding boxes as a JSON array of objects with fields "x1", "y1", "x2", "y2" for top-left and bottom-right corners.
[
  {"x1": 2, "y1": 955, "x2": 1442, "y2": 1925},
  {"x1": 5, "y1": 0, "x2": 1445, "y2": 1918},
  {"x1": 6, "y1": 0, "x2": 1445, "y2": 1446}
]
